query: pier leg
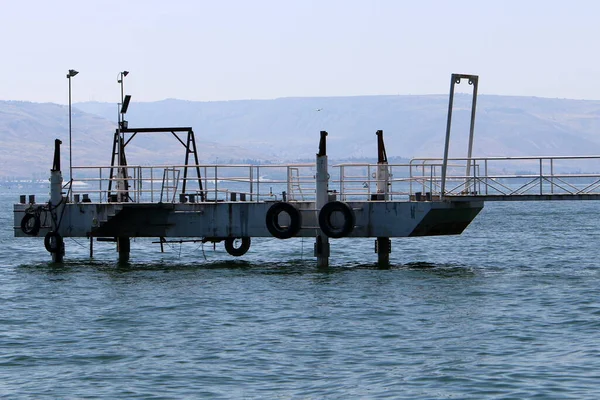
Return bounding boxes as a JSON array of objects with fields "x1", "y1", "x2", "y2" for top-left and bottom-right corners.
[
  {"x1": 315, "y1": 234, "x2": 330, "y2": 269},
  {"x1": 117, "y1": 237, "x2": 130, "y2": 262},
  {"x1": 89, "y1": 237, "x2": 94, "y2": 258},
  {"x1": 51, "y1": 243, "x2": 65, "y2": 263},
  {"x1": 374, "y1": 132, "x2": 391, "y2": 268},
  {"x1": 315, "y1": 131, "x2": 330, "y2": 268},
  {"x1": 49, "y1": 139, "x2": 65, "y2": 263},
  {"x1": 376, "y1": 237, "x2": 391, "y2": 268}
]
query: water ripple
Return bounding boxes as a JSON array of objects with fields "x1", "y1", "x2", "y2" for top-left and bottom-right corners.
[{"x1": 3, "y1": 193, "x2": 600, "y2": 398}]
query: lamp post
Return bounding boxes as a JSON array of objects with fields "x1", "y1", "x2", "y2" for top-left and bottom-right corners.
[
  {"x1": 117, "y1": 71, "x2": 129, "y2": 128},
  {"x1": 116, "y1": 71, "x2": 129, "y2": 202},
  {"x1": 67, "y1": 69, "x2": 79, "y2": 191}
]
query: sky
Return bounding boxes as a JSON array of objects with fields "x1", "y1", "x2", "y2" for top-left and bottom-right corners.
[{"x1": 1, "y1": 0, "x2": 599, "y2": 104}]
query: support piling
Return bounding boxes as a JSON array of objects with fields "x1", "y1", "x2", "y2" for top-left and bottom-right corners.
[
  {"x1": 117, "y1": 237, "x2": 130, "y2": 262},
  {"x1": 375, "y1": 130, "x2": 391, "y2": 267},
  {"x1": 315, "y1": 131, "x2": 330, "y2": 268}
]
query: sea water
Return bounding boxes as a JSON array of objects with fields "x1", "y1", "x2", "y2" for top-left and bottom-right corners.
[{"x1": 1, "y1": 187, "x2": 600, "y2": 399}]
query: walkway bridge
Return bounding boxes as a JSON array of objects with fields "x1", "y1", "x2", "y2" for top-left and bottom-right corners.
[{"x1": 409, "y1": 155, "x2": 600, "y2": 202}]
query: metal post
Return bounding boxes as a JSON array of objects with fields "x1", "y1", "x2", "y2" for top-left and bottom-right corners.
[
  {"x1": 50, "y1": 139, "x2": 65, "y2": 262},
  {"x1": 116, "y1": 71, "x2": 129, "y2": 203},
  {"x1": 465, "y1": 76, "x2": 479, "y2": 191},
  {"x1": 441, "y1": 73, "x2": 479, "y2": 198},
  {"x1": 485, "y1": 159, "x2": 488, "y2": 195},
  {"x1": 315, "y1": 131, "x2": 330, "y2": 268},
  {"x1": 539, "y1": 158, "x2": 543, "y2": 195},
  {"x1": 67, "y1": 69, "x2": 78, "y2": 200},
  {"x1": 214, "y1": 165, "x2": 218, "y2": 201},
  {"x1": 287, "y1": 166, "x2": 292, "y2": 200},
  {"x1": 374, "y1": 130, "x2": 391, "y2": 266},
  {"x1": 339, "y1": 165, "x2": 344, "y2": 201},
  {"x1": 440, "y1": 75, "x2": 457, "y2": 198},
  {"x1": 68, "y1": 75, "x2": 72, "y2": 188},
  {"x1": 117, "y1": 237, "x2": 130, "y2": 262},
  {"x1": 99, "y1": 168, "x2": 103, "y2": 203},
  {"x1": 550, "y1": 158, "x2": 554, "y2": 194},
  {"x1": 250, "y1": 166, "x2": 254, "y2": 201},
  {"x1": 256, "y1": 165, "x2": 260, "y2": 201}
]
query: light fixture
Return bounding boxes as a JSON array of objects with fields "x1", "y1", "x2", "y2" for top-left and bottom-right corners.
[
  {"x1": 117, "y1": 70, "x2": 129, "y2": 83},
  {"x1": 67, "y1": 69, "x2": 79, "y2": 197}
]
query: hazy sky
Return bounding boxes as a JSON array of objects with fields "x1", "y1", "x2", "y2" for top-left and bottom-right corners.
[{"x1": 1, "y1": 0, "x2": 599, "y2": 104}]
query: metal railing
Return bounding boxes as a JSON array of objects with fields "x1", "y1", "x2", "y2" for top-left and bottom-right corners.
[
  {"x1": 410, "y1": 155, "x2": 600, "y2": 197},
  {"x1": 71, "y1": 163, "x2": 317, "y2": 203},
  {"x1": 69, "y1": 156, "x2": 600, "y2": 204}
]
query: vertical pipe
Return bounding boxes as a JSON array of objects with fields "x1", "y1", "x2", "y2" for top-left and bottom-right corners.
[
  {"x1": 485, "y1": 159, "x2": 488, "y2": 195},
  {"x1": 99, "y1": 168, "x2": 103, "y2": 203},
  {"x1": 550, "y1": 158, "x2": 554, "y2": 194},
  {"x1": 116, "y1": 106, "x2": 120, "y2": 199},
  {"x1": 422, "y1": 164, "x2": 426, "y2": 194},
  {"x1": 430, "y1": 166, "x2": 433, "y2": 196},
  {"x1": 375, "y1": 130, "x2": 390, "y2": 267},
  {"x1": 465, "y1": 77, "x2": 479, "y2": 190},
  {"x1": 68, "y1": 76, "x2": 72, "y2": 198},
  {"x1": 376, "y1": 237, "x2": 390, "y2": 268},
  {"x1": 287, "y1": 166, "x2": 291, "y2": 200},
  {"x1": 539, "y1": 158, "x2": 543, "y2": 195},
  {"x1": 472, "y1": 159, "x2": 476, "y2": 194},
  {"x1": 250, "y1": 165, "x2": 254, "y2": 202},
  {"x1": 409, "y1": 162, "x2": 413, "y2": 198},
  {"x1": 50, "y1": 139, "x2": 65, "y2": 262},
  {"x1": 441, "y1": 74, "x2": 457, "y2": 198},
  {"x1": 339, "y1": 165, "x2": 344, "y2": 202},
  {"x1": 315, "y1": 131, "x2": 330, "y2": 269},
  {"x1": 117, "y1": 237, "x2": 130, "y2": 262}
]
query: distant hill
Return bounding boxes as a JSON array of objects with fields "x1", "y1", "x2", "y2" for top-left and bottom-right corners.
[
  {"x1": 2, "y1": 94, "x2": 600, "y2": 179},
  {"x1": 75, "y1": 94, "x2": 600, "y2": 160}
]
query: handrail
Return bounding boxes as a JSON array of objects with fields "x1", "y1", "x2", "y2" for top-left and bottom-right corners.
[{"x1": 69, "y1": 155, "x2": 600, "y2": 203}]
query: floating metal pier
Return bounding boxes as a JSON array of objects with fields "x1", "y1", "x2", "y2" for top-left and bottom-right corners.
[{"x1": 13, "y1": 73, "x2": 600, "y2": 265}]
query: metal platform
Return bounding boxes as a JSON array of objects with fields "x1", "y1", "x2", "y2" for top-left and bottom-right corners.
[{"x1": 12, "y1": 72, "x2": 600, "y2": 266}]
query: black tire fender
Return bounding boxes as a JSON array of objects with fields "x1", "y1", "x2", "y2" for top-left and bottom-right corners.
[
  {"x1": 224, "y1": 237, "x2": 251, "y2": 256},
  {"x1": 318, "y1": 201, "x2": 355, "y2": 238},
  {"x1": 21, "y1": 214, "x2": 41, "y2": 236},
  {"x1": 265, "y1": 202, "x2": 302, "y2": 239},
  {"x1": 44, "y1": 231, "x2": 64, "y2": 253}
]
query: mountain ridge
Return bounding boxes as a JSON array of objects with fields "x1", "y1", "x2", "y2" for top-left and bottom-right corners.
[{"x1": 1, "y1": 94, "x2": 600, "y2": 179}]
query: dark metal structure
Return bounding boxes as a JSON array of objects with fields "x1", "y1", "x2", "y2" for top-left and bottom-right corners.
[{"x1": 107, "y1": 127, "x2": 204, "y2": 201}]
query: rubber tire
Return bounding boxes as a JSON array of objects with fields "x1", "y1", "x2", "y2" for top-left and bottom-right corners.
[
  {"x1": 224, "y1": 237, "x2": 251, "y2": 256},
  {"x1": 318, "y1": 201, "x2": 355, "y2": 238},
  {"x1": 21, "y1": 214, "x2": 41, "y2": 236},
  {"x1": 44, "y1": 231, "x2": 64, "y2": 254},
  {"x1": 265, "y1": 202, "x2": 302, "y2": 239}
]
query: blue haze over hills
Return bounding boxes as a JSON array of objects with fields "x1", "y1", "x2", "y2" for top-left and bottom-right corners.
[{"x1": 1, "y1": 94, "x2": 600, "y2": 178}]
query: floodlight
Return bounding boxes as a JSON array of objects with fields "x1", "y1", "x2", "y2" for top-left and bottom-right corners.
[{"x1": 121, "y1": 95, "x2": 131, "y2": 114}]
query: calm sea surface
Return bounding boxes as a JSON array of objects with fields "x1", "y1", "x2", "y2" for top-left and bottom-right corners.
[{"x1": 1, "y1": 187, "x2": 600, "y2": 399}]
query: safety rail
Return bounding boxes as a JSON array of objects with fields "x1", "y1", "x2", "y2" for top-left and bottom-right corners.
[
  {"x1": 410, "y1": 155, "x2": 600, "y2": 198},
  {"x1": 68, "y1": 156, "x2": 600, "y2": 204},
  {"x1": 70, "y1": 164, "x2": 317, "y2": 203}
]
